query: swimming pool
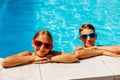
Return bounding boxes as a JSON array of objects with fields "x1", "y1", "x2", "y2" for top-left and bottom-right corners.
[{"x1": 0, "y1": 0, "x2": 120, "y2": 58}]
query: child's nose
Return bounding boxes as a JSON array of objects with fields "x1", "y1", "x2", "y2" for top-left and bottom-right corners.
[
  {"x1": 86, "y1": 36, "x2": 90, "y2": 40},
  {"x1": 40, "y1": 45, "x2": 45, "y2": 50}
]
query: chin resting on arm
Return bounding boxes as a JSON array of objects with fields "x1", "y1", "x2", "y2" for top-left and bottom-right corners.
[{"x1": 30, "y1": 52, "x2": 79, "y2": 64}]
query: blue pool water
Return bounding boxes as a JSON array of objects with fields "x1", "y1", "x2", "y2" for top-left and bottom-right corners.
[{"x1": 0, "y1": 0, "x2": 120, "y2": 58}]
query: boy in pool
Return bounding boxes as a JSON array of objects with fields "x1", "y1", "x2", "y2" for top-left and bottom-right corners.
[
  {"x1": 2, "y1": 30, "x2": 78, "y2": 68},
  {"x1": 74, "y1": 24, "x2": 120, "y2": 59}
]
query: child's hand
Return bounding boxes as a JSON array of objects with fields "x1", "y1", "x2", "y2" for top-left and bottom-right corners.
[
  {"x1": 31, "y1": 55, "x2": 52, "y2": 64},
  {"x1": 33, "y1": 55, "x2": 48, "y2": 62},
  {"x1": 75, "y1": 46, "x2": 83, "y2": 51}
]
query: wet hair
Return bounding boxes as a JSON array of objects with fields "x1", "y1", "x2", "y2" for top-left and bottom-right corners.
[
  {"x1": 79, "y1": 24, "x2": 95, "y2": 34},
  {"x1": 33, "y1": 30, "x2": 53, "y2": 43}
]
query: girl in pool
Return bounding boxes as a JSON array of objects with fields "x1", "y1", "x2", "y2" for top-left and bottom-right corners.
[
  {"x1": 2, "y1": 30, "x2": 78, "y2": 68},
  {"x1": 74, "y1": 24, "x2": 120, "y2": 58}
]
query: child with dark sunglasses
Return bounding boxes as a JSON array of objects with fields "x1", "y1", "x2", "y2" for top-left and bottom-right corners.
[
  {"x1": 74, "y1": 23, "x2": 120, "y2": 59},
  {"x1": 2, "y1": 30, "x2": 78, "y2": 68},
  {"x1": 79, "y1": 33, "x2": 97, "y2": 40}
]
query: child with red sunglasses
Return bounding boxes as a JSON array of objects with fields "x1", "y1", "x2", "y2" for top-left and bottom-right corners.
[
  {"x1": 74, "y1": 24, "x2": 120, "y2": 59},
  {"x1": 2, "y1": 30, "x2": 78, "y2": 68}
]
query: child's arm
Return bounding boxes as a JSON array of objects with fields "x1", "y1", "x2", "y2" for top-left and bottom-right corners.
[
  {"x1": 96, "y1": 46, "x2": 120, "y2": 54},
  {"x1": 2, "y1": 51, "x2": 34, "y2": 68},
  {"x1": 51, "y1": 52, "x2": 78, "y2": 63},
  {"x1": 74, "y1": 47, "x2": 120, "y2": 59},
  {"x1": 74, "y1": 48, "x2": 103, "y2": 59},
  {"x1": 32, "y1": 52, "x2": 78, "y2": 64}
]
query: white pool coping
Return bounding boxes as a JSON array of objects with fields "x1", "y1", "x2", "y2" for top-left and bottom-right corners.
[{"x1": 0, "y1": 56, "x2": 120, "y2": 80}]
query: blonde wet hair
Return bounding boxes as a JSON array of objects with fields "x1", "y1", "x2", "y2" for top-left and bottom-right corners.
[
  {"x1": 33, "y1": 30, "x2": 53, "y2": 43},
  {"x1": 79, "y1": 24, "x2": 95, "y2": 34}
]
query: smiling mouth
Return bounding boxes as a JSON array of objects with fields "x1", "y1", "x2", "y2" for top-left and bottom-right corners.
[
  {"x1": 86, "y1": 41, "x2": 91, "y2": 44},
  {"x1": 35, "y1": 50, "x2": 45, "y2": 56},
  {"x1": 86, "y1": 41, "x2": 93, "y2": 45},
  {"x1": 38, "y1": 53, "x2": 45, "y2": 57}
]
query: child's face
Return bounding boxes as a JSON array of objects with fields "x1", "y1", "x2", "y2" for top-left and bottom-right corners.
[
  {"x1": 32, "y1": 35, "x2": 53, "y2": 57},
  {"x1": 80, "y1": 28, "x2": 96, "y2": 47}
]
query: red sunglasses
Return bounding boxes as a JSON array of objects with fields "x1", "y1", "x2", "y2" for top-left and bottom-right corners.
[{"x1": 33, "y1": 40, "x2": 52, "y2": 49}]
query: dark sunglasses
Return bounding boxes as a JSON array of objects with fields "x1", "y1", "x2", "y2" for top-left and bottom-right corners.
[
  {"x1": 34, "y1": 40, "x2": 52, "y2": 49},
  {"x1": 79, "y1": 33, "x2": 97, "y2": 40}
]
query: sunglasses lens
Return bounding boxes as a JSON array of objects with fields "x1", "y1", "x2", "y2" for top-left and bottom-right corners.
[
  {"x1": 80, "y1": 35, "x2": 87, "y2": 40},
  {"x1": 90, "y1": 33, "x2": 96, "y2": 38},
  {"x1": 35, "y1": 41, "x2": 42, "y2": 47},
  {"x1": 44, "y1": 43, "x2": 52, "y2": 49},
  {"x1": 80, "y1": 33, "x2": 96, "y2": 40}
]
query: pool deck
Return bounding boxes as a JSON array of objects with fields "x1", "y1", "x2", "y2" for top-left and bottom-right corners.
[{"x1": 0, "y1": 56, "x2": 120, "y2": 80}]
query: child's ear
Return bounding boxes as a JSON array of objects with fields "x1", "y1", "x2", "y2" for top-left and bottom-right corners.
[
  {"x1": 32, "y1": 40, "x2": 35, "y2": 47},
  {"x1": 95, "y1": 34, "x2": 97, "y2": 39},
  {"x1": 80, "y1": 39, "x2": 83, "y2": 43},
  {"x1": 51, "y1": 45, "x2": 54, "y2": 49}
]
